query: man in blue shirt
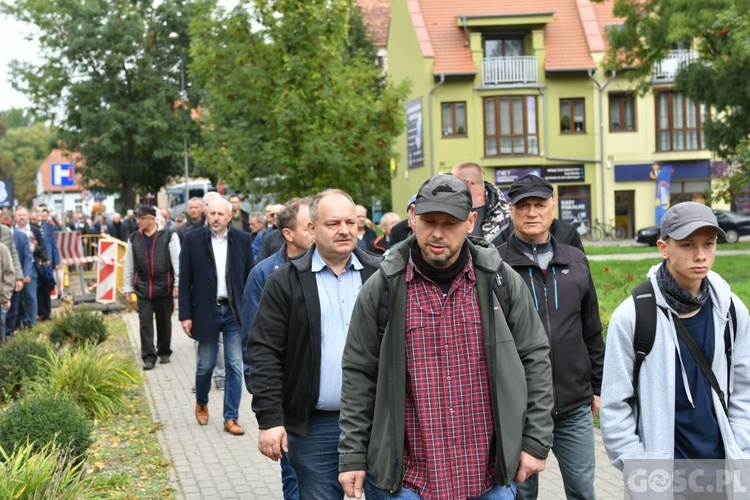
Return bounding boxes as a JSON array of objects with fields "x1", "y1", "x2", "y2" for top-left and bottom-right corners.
[
  {"x1": 248, "y1": 190, "x2": 382, "y2": 500},
  {"x1": 241, "y1": 197, "x2": 313, "y2": 500}
]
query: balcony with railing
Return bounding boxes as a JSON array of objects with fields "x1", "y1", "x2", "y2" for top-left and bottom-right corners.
[
  {"x1": 652, "y1": 50, "x2": 700, "y2": 82},
  {"x1": 481, "y1": 56, "x2": 538, "y2": 86}
]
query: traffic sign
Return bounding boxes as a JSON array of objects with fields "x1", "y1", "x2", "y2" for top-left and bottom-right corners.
[{"x1": 51, "y1": 163, "x2": 75, "y2": 187}]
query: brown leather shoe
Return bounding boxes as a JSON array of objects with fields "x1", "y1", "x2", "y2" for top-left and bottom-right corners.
[
  {"x1": 195, "y1": 404, "x2": 209, "y2": 425},
  {"x1": 223, "y1": 419, "x2": 244, "y2": 435}
]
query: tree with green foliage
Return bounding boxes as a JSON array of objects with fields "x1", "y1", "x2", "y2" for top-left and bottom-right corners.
[
  {"x1": 189, "y1": 0, "x2": 407, "y2": 207},
  {"x1": 602, "y1": 0, "x2": 750, "y2": 201},
  {"x1": 0, "y1": 113, "x2": 55, "y2": 205},
  {"x1": 0, "y1": 0, "x2": 200, "y2": 209}
]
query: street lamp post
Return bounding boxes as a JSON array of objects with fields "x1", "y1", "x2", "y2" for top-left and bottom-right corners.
[{"x1": 169, "y1": 32, "x2": 189, "y2": 207}]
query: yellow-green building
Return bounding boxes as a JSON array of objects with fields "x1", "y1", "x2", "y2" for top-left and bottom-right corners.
[{"x1": 383, "y1": 0, "x2": 726, "y2": 236}]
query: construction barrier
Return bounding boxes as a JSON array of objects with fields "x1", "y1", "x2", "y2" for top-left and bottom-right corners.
[{"x1": 96, "y1": 237, "x2": 127, "y2": 304}]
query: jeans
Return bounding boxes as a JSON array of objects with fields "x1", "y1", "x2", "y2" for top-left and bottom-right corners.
[
  {"x1": 194, "y1": 336, "x2": 225, "y2": 384},
  {"x1": 195, "y1": 304, "x2": 243, "y2": 422},
  {"x1": 6, "y1": 289, "x2": 21, "y2": 337},
  {"x1": 516, "y1": 403, "x2": 596, "y2": 500},
  {"x1": 387, "y1": 483, "x2": 516, "y2": 499},
  {"x1": 286, "y1": 410, "x2": 383, "y2": 500},
  {"x1": 0, "y1": 304, "x2": 6, "y2": 345},
  {"x1": 21, "y1": 267, "x2": 37, "y2": 327},
  {"x1": 280, "y1": 450, "x2": 299, "y2": 500}
]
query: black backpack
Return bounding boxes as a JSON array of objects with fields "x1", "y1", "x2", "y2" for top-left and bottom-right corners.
[
  {"x1": 376, "y1": 262, "x2": 513, "y2": 336},
  {"x1": 631, "y1": 280, "x2": 737, "y2": 424}
]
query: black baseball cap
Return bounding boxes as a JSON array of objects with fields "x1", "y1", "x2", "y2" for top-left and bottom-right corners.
[
  {"x1": 135, "y1": 205, "x2": 157, "y2": 218},
  {"x1": 414, "y1": 175, "x2": 472, "y2": 221},
  {"x1": 507, "y1": 174, "x2": 554, "y2": 205}
]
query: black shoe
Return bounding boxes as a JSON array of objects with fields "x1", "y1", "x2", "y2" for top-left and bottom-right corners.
[
  {"x1": 159, "y1": 356, "x2": 171, "y2": 364},
  {"x1": 143, "y1": 360, "x2": 156, "y2": 370}
]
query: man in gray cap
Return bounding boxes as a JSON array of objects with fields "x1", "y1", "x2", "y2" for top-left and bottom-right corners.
[
  {"x1": 602, "y1": 202, "x2": 750, "y2": 485},
  {"x1": 123, "y1": 205, "x2": 181, "y2": 370},
  {"x1": 338, "y1": 174, "x2": 554, "y2": 499},
  {"x1": 499, "y1": 174, "x2": 603, "y2": 499}
]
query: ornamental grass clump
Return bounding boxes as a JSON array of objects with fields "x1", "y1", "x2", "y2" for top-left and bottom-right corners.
[
  {"x1": 0, "y1": 440, "x2": 98, "y2": 498},
  {"x1": 33, "y1": 345, "x2": 141, "y2": 420}
]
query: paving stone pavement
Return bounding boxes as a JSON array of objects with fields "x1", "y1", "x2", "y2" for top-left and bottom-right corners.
[{"x1": 124, "y1": 311, "x2": 625, "y2": 499}]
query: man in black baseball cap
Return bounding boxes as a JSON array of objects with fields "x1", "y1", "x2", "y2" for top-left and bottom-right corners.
[{"x1": 338, "y1": 174, "x2": 554, "y2": 499}]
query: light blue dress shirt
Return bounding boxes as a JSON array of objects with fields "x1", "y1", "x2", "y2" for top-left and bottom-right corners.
[{"x1": 312, "y1": 249, "x2": 363, "y2": 410}]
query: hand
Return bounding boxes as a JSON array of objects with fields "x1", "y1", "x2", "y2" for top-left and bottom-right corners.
[
  {"x1": 3, "y1": 301, "x2": 9, "y2": 309},
  {"x1": 181, "y1": 319, "x2": 192, "y2": 337},
  {"x1": 172, "y1": 286, "x2": 179, "y2": 298},
  {"x1": 339, "y1": 470, "x2": 366, "y2": 499},
  {"x1": 516, "y1": 451, "x2": 546, "y2": 483},
  {"x1": 591, "y1": 395, "x2": 601, "y2": 419},
  {"x1": 14, "y1": 280, "x2": 23, "y2": 292},
  {"x1": 23, "y1": 276, "x2": 31, "y2": 284},
  {"x1": 258, "y1": 426, "x2": 287, "y2": 461},
  {"x1": 123, "y1": 293, "x2": 132, "y2": 303}
]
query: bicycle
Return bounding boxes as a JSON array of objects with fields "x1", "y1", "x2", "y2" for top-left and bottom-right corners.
[{"x1": 586, "y1": 218, "x2": 626, "y2": 241}]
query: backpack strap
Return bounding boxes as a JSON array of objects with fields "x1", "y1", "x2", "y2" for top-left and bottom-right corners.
[
  {"x1": 491, "y1": 262, "x2": 512, "y2": 321},
  {"x1": 671, "y1": 310, "x2": 729, "y2": 416},
  {"x1": 725, "y1": 299, "x2": 737, "y2": 406},
  {"x1": 631, "y1": 280, "x2": 658, "y2": 428},
  {"x1": 376, "y1": 273, "x2": 390, "y2": 337}
]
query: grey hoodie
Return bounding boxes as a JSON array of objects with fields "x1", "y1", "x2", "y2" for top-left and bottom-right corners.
[{"x1": 601, "y1": 264, "x2": 750, "y2": 471}]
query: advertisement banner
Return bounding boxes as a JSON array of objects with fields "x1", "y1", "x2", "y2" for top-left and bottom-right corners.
[
  {"x1": 652, "y1": 163, "x2": 673, "y2": 224},
  {"x1": 406, "y1": 98, "x2": 424, "y2": 169},
  {"x1": 0, "y1": 179, "x2": 14, "y2": 208}
]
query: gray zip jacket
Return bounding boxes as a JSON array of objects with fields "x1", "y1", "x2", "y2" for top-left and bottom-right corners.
[
  {"x1": 338, "y1": 236, "x2": 553, "y2": 494},
  {"x1": 601, "y1": 264, "x2": 750, "y2": 471}
]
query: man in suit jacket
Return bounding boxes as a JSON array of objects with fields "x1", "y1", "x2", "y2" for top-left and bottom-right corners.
[
  {"x1": 36, "y1": 206, "x2": 61, "y2": 320},
  {"x1": 179, "y1": 198, "x2": 254, "y2": 436},
  {"x1": 14, "y1": 206, "x2": 44, "y2": 328}
]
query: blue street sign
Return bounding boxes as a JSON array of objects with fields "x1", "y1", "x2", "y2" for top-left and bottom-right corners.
[{"x1": 51, "y1": 163, "x2": 75, "y2": 187}]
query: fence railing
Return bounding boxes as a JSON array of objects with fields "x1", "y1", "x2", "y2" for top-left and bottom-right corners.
[
  {"x1": 653, "y1": 50, "x2": 699, "y2": 82},
  {"x1": 482, "y1": 56, "x2": 538, "y2": 86}
]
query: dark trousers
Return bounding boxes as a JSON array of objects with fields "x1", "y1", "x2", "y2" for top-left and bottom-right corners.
[
  {"x1": 5, "y1": 290, "x2": 21, "y2": 336},
  {"x1": 37, "y1": 285, "x2": 51, "y2": 320},
  {"x1": 137, "y1": 296, "x2": 174, "y2": 363}
]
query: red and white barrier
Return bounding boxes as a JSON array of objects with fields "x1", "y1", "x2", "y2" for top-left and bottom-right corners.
[{"x1": 96, "y1": 239, "x2": 119, "y2": 303}]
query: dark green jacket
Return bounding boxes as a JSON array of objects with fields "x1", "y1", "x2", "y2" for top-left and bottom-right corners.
[{"x1": 338, "y1": 236, "x2": 554, "y2": 494}]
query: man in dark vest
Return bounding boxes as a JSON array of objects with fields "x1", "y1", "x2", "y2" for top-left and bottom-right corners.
[{"x1": 123, "y1": 205, "x2": 181, "y2": 370}]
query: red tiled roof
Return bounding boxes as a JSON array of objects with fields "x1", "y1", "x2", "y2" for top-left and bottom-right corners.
[
  {"x1": 410, "y1": 0, "x2": 618, "y2": 75},
  {"x1": 38, "y1": 149, "x2": 85, "y2": 193},
  {"x1": 357, "y1": 0, "x2": 391, "y2": 48}
]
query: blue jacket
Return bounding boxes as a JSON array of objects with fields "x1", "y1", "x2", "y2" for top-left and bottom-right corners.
[
  {"x1": 178, "y1": 226, "x2": 254, "y2": 343},
  {"x1": 12, "y1": 229, "x2": 32, "y2": 278},
  {"x1": 40, "y1": 222, "x2": 60, "y2": 267},
  {"x1": 241, "y1": 244, "x2": 287, "y2": 340}
]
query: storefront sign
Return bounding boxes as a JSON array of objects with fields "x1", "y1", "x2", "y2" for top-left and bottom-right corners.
[
  {"x1": 544, "y1": 165, "x2": 585, "y2": 183},
  {"x1": 406, "y1": 99, "x2": 424, "y2": 169}
]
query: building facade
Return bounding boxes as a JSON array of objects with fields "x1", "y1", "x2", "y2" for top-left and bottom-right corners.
[{"x1": 385, "y1": 0, "x2": 728, "y2": 236}]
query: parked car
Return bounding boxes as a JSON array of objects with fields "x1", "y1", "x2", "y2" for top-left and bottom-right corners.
[{"x1": 636, "y1": 209, "x2": 750, "y2": 245}]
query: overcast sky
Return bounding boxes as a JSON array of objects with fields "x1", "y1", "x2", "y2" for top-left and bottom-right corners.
[
  {"x1": 0, "y1": 16, "x2": 37, "y2": 111},
  {"x1": 0, "y1": 1, "x2": 241, "y2": 113}
]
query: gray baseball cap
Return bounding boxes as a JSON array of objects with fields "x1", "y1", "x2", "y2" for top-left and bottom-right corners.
[
  {"x1": 660, "y1": 202, "x2": 726, "y2": 240},
  {"x1": 414, "y1": 174, "x2": 472, "y2": 221}
]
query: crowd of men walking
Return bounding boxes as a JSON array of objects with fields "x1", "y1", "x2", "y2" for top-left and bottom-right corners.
[{"x1": 15, "y1": 161, "x2": 749, "y2": 499}]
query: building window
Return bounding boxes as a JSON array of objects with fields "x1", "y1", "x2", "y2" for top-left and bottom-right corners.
[
  {"x1": 656, "y1": 91, "x2": 704, "y2": 151},
  {"x1": 484, "y1": 37, "x2": 523, "y2": 57},
  {"x1": 669, "y1": 180, "x2": 710, "y2": 205},
  {"x1": 484, "y1": 96, "x2": 538, "y2": 157},
  {"x1": 560, "y1": 98, "x2": 585, "y2": 133},
  {"x1": 442, "y1": 102, "x2": 467, "y2": 137},
  {"x1": 609, "y1": 92, "x2": 636, "y2": 132}
]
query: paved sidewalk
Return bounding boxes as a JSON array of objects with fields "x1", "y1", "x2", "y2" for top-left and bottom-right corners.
[{"x1": 124, "y1": 312, "x2": 624, "y2": 499}]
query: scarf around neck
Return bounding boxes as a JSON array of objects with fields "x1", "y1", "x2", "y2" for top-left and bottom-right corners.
[{"x1": 655, "y1": 261, "x2": 710, "y2": 314}]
